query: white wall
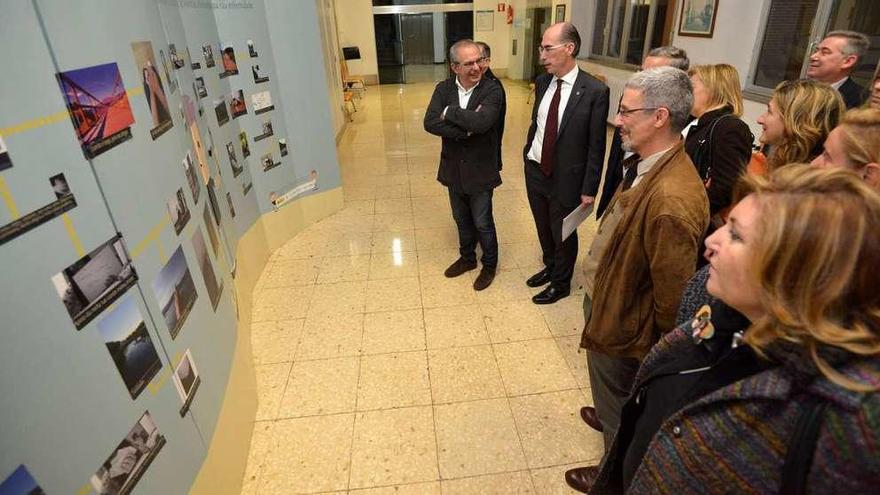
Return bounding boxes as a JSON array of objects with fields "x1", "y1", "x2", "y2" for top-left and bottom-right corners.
[
  {"x1": 474, "y1": 0, "x2": 512, "y2": 72},
  {"x1": 316, "y1": 0, "x2": 346, "y2": 136},
  {"x1": 334, "y1": 0, "x2": 379, "y2": 83}
]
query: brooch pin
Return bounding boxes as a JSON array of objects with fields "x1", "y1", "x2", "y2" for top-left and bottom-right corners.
[{"x1": 690, "y1": 304, "x2": 715, "y2": 344}]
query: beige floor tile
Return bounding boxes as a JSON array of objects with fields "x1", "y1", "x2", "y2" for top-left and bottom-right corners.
[
  {"x1": 375, "y1": 197, "x2": 413, "y2": 214},
  {"x1": 278, "y1": 357, "x2": 360, "y2": 418},
  {"x1": 254, "y1": 362, "x2": 292, "y2": 421},
  {"x1": 362, "y1": 309, "x2": 425, "y2": 355},
  {"x1": 410, "y1": 195, "x2": 448, "y2": 213},
  {"x1": 297, "y1": 313, "x2": 364, "y2": 360},
  {"x1": 508, "y1": 244, "x2": 545, "y2": 271},
  {"x1": 494, "y1": 339, "x2": 578, "y2": 396},
  {"x1": 382, "y1": 183, "x2": 412, "y2": 199},
  {"x1": 250, "y1": 319, "x2": 304, "y2": 365},
  {"x1": 349, "y1": 406, "x2": 439, "y2": 489},
  {"x1": 471, "y1": 269, "x2": 534, "y2": 304},
  {"x1": 556, "y1": 336, "x2": 590, "y2": 389},
  {"x1": 420, "y1": 275, "x2": 476, "y2": 308},
  {"x1": 309, "y1": 280, "x2": 367, "y2": 315},
  {"x1": 339, "y1": 199, "x2": 376, "y2": 217},
  {"x1": 258, "y1": 414, "x2": 354, "y2": 494},
  {"x1": 323, "y1": 231, "x2": 374, "y2": 258},
  {"x1": 371, "y1": 230, "x2": 417, "y2": 254},
  {"x1": 424, "y1": 304, "x2": 490, "y2": 349},
  {"x1": 481, "y1": 301, "x2": 552, "y2": 343},
  {"x1": 273, "y1": 238, "x2": 326, "y2": 261},
  {"x1": 510, "y1": 390, "x2": 605, "y2": 469},
  {"x1": 241, "y1": 421, "x2": 276, "y2": 495},
  {"x1": 414, "y1": 227, "x2": 459, "y2": 250},
  {"x1": 259, "y1": 258, "x2": 320, "y2": 289},
  {"x1": 540, "y1": 295, "x2": 586, "y2": 337},
  {"x1": 441, "y1": 471, "x2": 535, "y2": 494},
  {"x1": 530, "y1": 463, "x2": 588, "y2": 495},
  {"x1": 365, "y1": 277, "x2": 422, "y2": 313},
  {"x1": 416, "y1": 248, "x2": 464, "y2": 278},
  {"x1": 412, "y1": 209, "x2": 455, "y2": 230},
  {"x1": 495, "y1": 221, "x2": 538, "y2": 244},
  {"x1": 358, "y1": 351, "x2": 431, "y2": 410},
  {"x1": 323, "y1": 215, "x2": 376, "y2": 234},
  {"x1": 317, "y1": 254, "x2": 371, "y2": 284},
  {"x1": 369, "y1": 251, "x2": 419, "y2": 280},
  {"x1": 251, "y1": 286, "x2": 313, "y2": 323},
  {"x1": 428, "y1": 345, "x2": 505, "y2": 403},
  {"x1": 373, "y1": 212, "x2": 415, "y2": 231},
  {"x1": 350, "y1": 481, "x2": 441, "y2": 494},
  {"x1": 434, "y1": 398, "x2": 528, "y2": 478}
]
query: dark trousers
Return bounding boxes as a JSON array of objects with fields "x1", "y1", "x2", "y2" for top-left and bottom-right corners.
[
  {"x1": 448, "y1": 188, "x2": 498, "y2": 268},
  {"x1": 525, "y1": 162, "x2": 578, "y2": 289}
]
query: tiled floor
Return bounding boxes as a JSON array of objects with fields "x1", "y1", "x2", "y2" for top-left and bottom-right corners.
[{"x1": 243, "y1": 80, "x2": 604, "y2": 494}]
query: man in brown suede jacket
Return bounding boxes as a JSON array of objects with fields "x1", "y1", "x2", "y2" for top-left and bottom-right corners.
[{"x1": 566, "y1": 67, "x2": 709, "y2": 492}]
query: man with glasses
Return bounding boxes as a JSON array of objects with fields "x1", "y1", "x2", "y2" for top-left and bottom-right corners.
[
  {"x1": 807, "y1": 31, "x2": 871, "y2": 109},
  {"x1": 424, "y1": 39, "x2": 504, "y2": 290},
  {"x1": 523, "y1": 22, "x2": 609, "y2": 305},
  {"x1": 564, "y1": 67, "x2": 709, "y2": 492},
  {"x1": 476, "y1": 41, "x2": 506, "y2": 171}
]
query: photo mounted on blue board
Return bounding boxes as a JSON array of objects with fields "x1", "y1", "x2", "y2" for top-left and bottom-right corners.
[
  {"x1": 226, "y1": 141, "x2": 243, "y2": 178},
  {"x1": 194, "y1": 77, "x2": 207, "y2": 98},
  {"x1": 219, "y1": 43, "x2": 238, "y2": 78},
  {"x1": 202, "y1": 204, "x2": 220, "y2": 258},
  {"x1": 192, "y1": 227, "x2": 222, "y2": 310},
  {"x1": 202, "y1": 43, "x2": 215, "y2": 68},
  {"x1": 251, "y1": 90, "x2": 274, "y2": 115},
  {"x1": 279, "y1": 138, "x2": 288, "y2": 157},
  {"x1": 0, "y1": 465, "x2": 45, "y2": 495},
  {"x1": 167, "y1": 187, "x2": 191, "y2": 235},
  {"x1": 152, "y1": 246, "x2": 198, "y2": 339},
  {"x1": 247, "y1": 39, "x2": 258, "y2": 58},
  {"x1": 188, "y1": 46, "x2": 201, "y2": 70},
  {"x1": 226, "y1": 191, "x2": 236, "y2": 218},
  {"x1": 56, "y1": 62, "x2": 135, "y2": 158},
  {"x1": 253, "y1": 119, "x2": 273, "y2": 142},
  {"x1": 0, "y1": 135, "x2": 12, "y2": 171},
  {"x1": 131, "y1": 41, "x2": 174, "y2": 140},
  {"x1": 213, "y1": 98, "x2": 229, "y2": 127},
  {"x1": 229, "y1": 89, "x2": 247, "y2": 119},
  {"x1": 183, "y1": 151, "x2": 201, "y2": 205},
  {"x1": 1, "y1": 173, "x2": 77, "y2": 245},
  {"x1": 252, "y1": 64, "x2": 269, "y2": 84},
  {"x1": 97, "y1": 296, "x2": 162, "y2": 399},
  {"x1": 90, "y1": 411, "x2": 165, "y2": 495},
  {"x1": 158, "y1": 48, "x2": 178, "y2": 94},
  {"x1": 241, "y1": 166, "x2": 253, "y2": 196},
  {"x1": 239, "y1": 131, "x2": 250, "y2": 158},
  {"x1": 173, "y1": 349, "x2": 202, "y2": 416},
  {"x1": 169, "y1": 43, "x2": 185, "y2": 69},
  {"x1": 260, "y1": 151, "x2": 280, "y2": 172}
]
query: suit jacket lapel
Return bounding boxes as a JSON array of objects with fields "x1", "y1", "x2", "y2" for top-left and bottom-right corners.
[{"x1": 558, "y1": 70, "x2": 586, "y2": 136}]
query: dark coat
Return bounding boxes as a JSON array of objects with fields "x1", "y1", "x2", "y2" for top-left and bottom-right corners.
[
  {"x1": 523, "y1": 70, "x2": 610, "y2": 207},
  {"x1": 484, "y1": 68, "x2": 507, "y2": 170},
  {"x1": 597, "y1": 127, "x2": 626, "y2": 218},
  {"x1": 838, "y1": 77, "x2": 866, "y2": 109},
  {"x1": 424, "y1": 76, "x2": 503, "y2": 193}
]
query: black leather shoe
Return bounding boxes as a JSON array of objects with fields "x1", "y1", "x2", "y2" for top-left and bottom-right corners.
[
  {"x1": 526, "y1": 268, "x2": 551, "y2": 287},
  {"x1": 564, "y1": 466, "x2": 600, "y2": 493},
  {"x1": 580, "y1": 406, "x2": 603, "y2": 432},
  {"x1": 444, "y1": 257, "x2": 477, "y2": 278},
  {"x1": 532, "y1": 285, "x2": 570, "y2": 304},
  {"x1": 473, "y1": 266, "x2": 496, "y2": 291}
]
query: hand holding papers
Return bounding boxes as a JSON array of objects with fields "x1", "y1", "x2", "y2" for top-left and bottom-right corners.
[{"x1": 562, "y1": 202, "x2": 593, "y2": 241}]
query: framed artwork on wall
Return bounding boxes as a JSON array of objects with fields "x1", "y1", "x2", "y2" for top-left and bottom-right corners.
[
  {"x1": 677, "y1": 0, "x2": 718, "y2": 38},
  {"x1": 555, "y1": 4, "x2": 566, "y2": 22}
]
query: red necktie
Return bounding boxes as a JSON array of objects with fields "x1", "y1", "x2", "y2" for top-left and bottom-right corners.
[{"x1": 540, "y1": 79, "x2": 563, "y2": 176}]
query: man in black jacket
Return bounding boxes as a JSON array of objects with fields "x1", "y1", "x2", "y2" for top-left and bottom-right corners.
[
  {"x1": 523, "y1": 23, "x2": 609, "y2": 304},
  {"x1": 476, "y1": 41, "x2": 506, "y2": 170},
  {"x1": 807, "y1": 30, "x2": 870, "y2": 109},
  {"x1": 424, "y1": 39, "x2": 503, "y2": 291}
]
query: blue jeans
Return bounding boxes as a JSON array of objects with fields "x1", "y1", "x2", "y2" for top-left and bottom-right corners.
[{"x1": 448, "y1": 188, "x2": 498, "y2": 268}]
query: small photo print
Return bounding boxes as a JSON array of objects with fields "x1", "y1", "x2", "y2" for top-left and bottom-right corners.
[
  {"x1": 1, "y1": 173, "x2": 77, "y2": 245},
  {"x1": 0, "y1": 135, "x2": 12, "y2": 171},
  {"x1": 251, "y1": 90, "x2": 274, "y2": 115},
  {"x1": 50, "y1": 173, "x2": 71, "y2": 199},
  {"x1": 183, "y1": 151, "x2": 201, "y2": 205},
  {"x1": 203, "y1": 205, "x2": 220, "y2": 258},
  {"x1": 51, "y1": 234, "x2": 137, "y2": 330},
  {"x1": 173, "y1": 349, "x2": 202, "y2": 416},
  {"x1": 260, "y1": 151, "x2": 280, "y2": 172},
  {"x1": 279, "y1": 138, "x2": 288, "y2": 157},
  {"x1": 97, "y1": 296, "x2": 162, "y2": 399},
  {"x1": 158, "y1": 48, "x2": 178, "y2": 94},
  {"x1": 89, "y1": 411, "x2": 166, "y2": 495},
  {"x1": 253, "y1": 119, "x2": 273, "y2": 142},
  {"x1": 57, "y1": 62, "x2": 135, "y2": 158},
  {"x1": 0, "y1": 465, "x2": 45, "y2": 495},
  {"x1": 229, "y1": 89, "x2": 247, "y2": 119},
  {"x1": 220, "y1": 44, "x2": 238, "y2": 77},
  {"x1": 194, "y1": 77, "x2": 207, "y2": 98},
  {"x1": 247, "y1": 39, "x2": 258, "y2": 58},
  {"x1": 252, "y1": 64, "x2": 269, "y2": 84},
  {"x1": 192, "y1": 228, "x2": 223, "y2": 311},
  {"x1": 207, "y1": 179, "x2": 222, "y2": 225},
  {"x1": 226, "y1": 141, "x2": 243, "y2": 178},
  {"x1": 132, "y1": 41, "x2": 174, "y2": 140},
  {"x1": 239, "y1": 131, "x2": 250, "y2": 158},
  {"x1": 152, "y1": 246, "x2": 198, "y2": 339},
  {"x1": 167, "y1": 187, "x2": 191, "y2": 235},
  {"x1": 169, "y1": 43, "x2": 185, "y2": 69},
  {"x1": 202, "y1": 43, "x2": 215, "y2": 68},
  {"x1": 188, "y1": 46, "x2": 201, "y2": 69},
  {"x1": 213, "y1": 98, "x2": 229, "y2": 127},
  {"x1": 226, "y1": 192, "x2": 236, "y2": 218},
  {"x1": 241, "y1": 167, "x2": 253, "y2": 196}
]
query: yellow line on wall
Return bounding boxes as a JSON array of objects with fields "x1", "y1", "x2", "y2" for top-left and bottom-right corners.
[
  {"x1": 148, "y1": 352, "x2": 183, "y2": 395},
  {"x1": 0, "y1": 175, "x2": 20, "y2": 219},
  {"x1": 131, "y1": 214, "x2": 171, "y2": 259},
  {"x1": 75, "y1": 482, "x2": 92, "y2": 495},
  {"x1": 61, "y1": 212, "x2": 85, "y2": 256},
  {"x1": 157, "y1": 238, "x2": 168, "y2": 264}
]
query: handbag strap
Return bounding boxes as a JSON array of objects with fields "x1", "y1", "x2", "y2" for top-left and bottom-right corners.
[
  {"x1": 780, "y1": 398, "x2": 829, "y2": 494},
  {"x1": 694, "y1": 113, "x2": 732, "y2": 184}
]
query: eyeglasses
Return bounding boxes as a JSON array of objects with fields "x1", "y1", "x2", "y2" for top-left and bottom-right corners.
[
  {"x1": 453, "y1": 60, "x2": 481, "y2": 69},
  {"x1": 617, "y1": 107, "x2": 660, "y2": 117},
  {"x1": 537, "y1": 43, "x2": 569, "y2": 54}
]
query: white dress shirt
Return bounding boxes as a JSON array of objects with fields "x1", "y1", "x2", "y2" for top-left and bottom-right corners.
[
  {"x1": 442, "y1": 77, "x2": 480, "y2": 118},
  {"x1": 527, "y1": 65, "x2": 580, "y2": 163}
]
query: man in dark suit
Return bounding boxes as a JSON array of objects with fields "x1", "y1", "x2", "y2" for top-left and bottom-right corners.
[
  {"x1": 424, "y1": 39, "x2": 504, "y2": 291},
  {"x1": 476, "y1": 41, "x2": 506, "y2": 170},
  {"x1": 523, "y1": 23, "x2": 609, "y2": 304},
  {"x1": 807, "y1": 30, "x2": 870, "y2": 109}
]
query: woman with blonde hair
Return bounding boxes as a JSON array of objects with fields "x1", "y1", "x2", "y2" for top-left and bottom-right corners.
[
  {"x1": 756, "y1": 79, "x2": 845, "y2": 171},
  {"x1": 812, "y1": 107, "x2": 880, "y2": 188},
  {"x1": 578, "y1": 165, "x2": 880, "y2": 494}
]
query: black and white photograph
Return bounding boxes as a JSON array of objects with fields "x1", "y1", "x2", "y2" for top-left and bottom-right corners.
[
  {"x1": 192, "y1": 227, "x2": 222, "y2": 310},
  {"x1": 251, "y1": 64, "x2": 269, "y2": 84},
  {"x1": 51, "y1": 234, "x2": 137, "y2": 330},
  {"x1": 194, "y1": 77, "x2": 207, "y2": 98},
  {"x1": 172, "y1": 349, "x2": 202, "y2": 416},
  {"x1": 1, "y1": 173, "x2": 77, "y2": 245},
  {"x1": 0, "y1": 135, "x2": 12, "y2": 171},
  {"x1": 169, "y1": 43, "x2": 185, "y2": 69},
  {"x1": 158, "y1": 49, "x2": 177, "y2": 94},
  {"x1": 250, "y1": 90, "x2": 274, "y2": 115},
  {"x1": 188, "y1": 46, "x2": 201, "y2": 69},
  {"x1": 50, "y1": 173, "x2": 71, "y2": 199},
  {"x1": 247, "y1": 39, "x2": 258, "y2": 58},
  {"x1": 89, "y1": 411, "x2": 165, "y2": 495},
  {"x1": 226, "y1": 192, "x2": 236, "y2": 218},
  {"x1": 213, "y1": 98, "x2": 229, "y2": 127},
  {"x1": 152, "y1": 246, "x2": 198, "y2": 339},
  {"x1": 226, "y1": 141, "x2": 243, "y2": 178},
  {"x1": 183, "y1": 151, "x2": 200, "y2": 205},
  {"x1": 279, "y1": 138, "x2": 288, "y2": 157},
  {"x1": 260, "y1": 151, "x2": 280, "y2": 172},
  {"x1": 167, "y1": 187, "x2": 191, "y2": 235},
  {"x1": 207, "y1": 179, "x2": 222, "y2": 226},
  {"x1": 202, "y1": 43, "x2": 215, "y2": 68},
  {"x1": 203, "y1": 205, "x2": 220, "y2": 259},
  {"x1": 0, "y1": 464, "x2": 45, "y2": 495},
  {"x1": 220, "y1": 44, "x2": 238, "y2": 78},
  {"x1": 97, "y1": 296, "x2": 162, "y2": 399},
  {"x1": 239, "y1": 131, "x2": 250, "y2": 158},
  {"x1": 253, "y1": 119, "x2": 273, "y2": 141},
  {"x1": 241, "y1": 166, "x2": 253, "y2": 196},
  {"x1": 229, "y1": 89, "x2": 247, "y2": 119}
]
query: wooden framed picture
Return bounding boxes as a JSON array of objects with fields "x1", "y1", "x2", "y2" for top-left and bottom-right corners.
[
  {"x1": 555, "y1": 4, "x2": 566, "y2": 22},
  {"x1": 677, "y1": 0, "x2": 719, "y2": 38}
]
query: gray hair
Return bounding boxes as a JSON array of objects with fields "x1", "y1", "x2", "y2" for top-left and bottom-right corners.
[
  {"x1": 625, "y1": 66, "x2": 694, "y2": 133},
  {"x1": 826, "y1": 30, "x2": 871, "y2": 60},
  {"x1": 449, "y1": 39, "x2": 479, "y2": 64},
  {"x1": 475, "y1": 41, "x2": 491, "y2": 58},
  {"x1": 646, "y1": 46, "x2": 690, "y2": 71}
]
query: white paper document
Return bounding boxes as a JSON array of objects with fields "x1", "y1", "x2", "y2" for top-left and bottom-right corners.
[{"x1": 562, "y1": 203, "x2": 594, "y2": 241}]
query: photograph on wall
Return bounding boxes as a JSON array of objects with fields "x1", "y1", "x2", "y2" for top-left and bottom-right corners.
[
  {"x1": 194, "y1": 77, "x2": 207, "y2": 98},
  {"x1": 226, "y1": 142, "x2": 243, "y2": 178},
  {"x1": 131, "y1": 41, "x2": 173, "y2": 140},
  {"x1": 97, "y1": 296, "x2": 162, "y2": 400},
  {"x1": 167, "y1": 187, "x2": 191, "y2": 235},
  {"x1": 219, "y1": 44, "x2": 238, "y2": 78},
  {"x1": 207, "y1": 179, "x2": 222, "y2": 227},
  {"x1": 202, "y1": 43, "x2": 215, "y2": 68},
  {"x1": 253, "y1": 119, "x2": 273, "y2": 141},
  {"x1": 188, "y1": 46, "x2": 201, "y2": 70},
  {"x1": 238, "y1": 131, "x2": 250, "y2": 158},
  {"x1": 158, "y1": 49, "x2": 178, "y2": 94},
  {"x1": 57, "y1": 62, "x2": 134, "y2": 158},
  {"x1": 213, "y1": 98, "x2": 229, "y2": 127},
  {"x1": 0, "y1": 465, "x2": 45, "y2": 495},
  {"x1": 1, "y1": 173, "x2": 77, "y2": 245},
  {"x1": 229, "y1": 89, "x2": 247, "y2": 119},
  {"x1": 188, "y1": 121, "x2": 210, "y2": 185},
  {"x1": 226, "y1": 192, "x2": 236, "y2": 218},
  {"x1": 202, "y1": 205, "x2": 220, "y2": 258},
  {"x1": 192, "y1": 228, "x2": 222, "y2": 310},
  {"x1": 247, "y1": 39, "x2": 258, "y2": 58},
  {"x1": 270, "y1": 170, "x2": 319, "y2": 209},
  {"x1": 152, "y1": 246, "x2": 198, "y2": 339},
  {"x1": 0, "y1": 135, "x2": 12, "y2": 171},
  {"x1": 279, "y1": 138, "x2": 288, "y2": 157},
  {"x1": 172, "y1": 349, "x2": 202, "y2": 416},
  {"x1": 241, "y1": 167, "x2": 253, "y2": 196},
  {"x1": 183, "y1": 151, "x2": 201, "y2": 205},
  {"x1": 678, "y1": 0, "x2": 719, "y2": 37},
  {"x1": 180, "y1": 95, "x2": 196, "y2": 127},
  {"x1": 250, "y1": 90, "x2": 274, "y2": 115},
  {"x1": 89, "y1": 411, "x2": 165, "y2": 495},
  {"x1": 169, "y1": 43, "x2": 185, "y2": 69},
  {"x1": 260, "y1": 151, "x2": 280, "y2": 172},
  {"x1": 51, "y1": 234, "x2": 137, "y2": 330},
  {"x1": 252, "y1": 64, "x2": 269, "y2": 84}
]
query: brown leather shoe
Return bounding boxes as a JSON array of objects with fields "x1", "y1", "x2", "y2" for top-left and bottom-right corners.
[
  {"x1": 444, "y1": 257, "x2": 477, "y2": 278},
  {"x1": 564, "y1": 466, "x2": 600, "y2": 493},
  {"x1": 580, "y1": 406, "x2": 604, "y2": 432},
  {"x1": 473, "y1": 266, "x2": 496, "y2": 291}
]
